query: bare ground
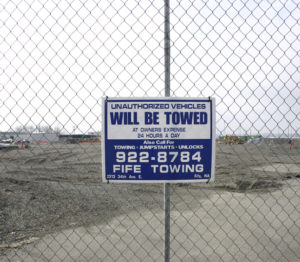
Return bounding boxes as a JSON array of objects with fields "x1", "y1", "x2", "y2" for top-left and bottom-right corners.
[{"x1": 1, "y1": 139, "x2": 300, "y2": 252}]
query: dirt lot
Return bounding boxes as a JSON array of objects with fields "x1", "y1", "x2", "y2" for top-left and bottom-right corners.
[{"x1": 1, "y1": 139, "x2": 300, "y2": 253}]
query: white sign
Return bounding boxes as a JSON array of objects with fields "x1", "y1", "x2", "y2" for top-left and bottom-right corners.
[{"x1": 102, "y1": 97, "x2": 216, "y2": 183}]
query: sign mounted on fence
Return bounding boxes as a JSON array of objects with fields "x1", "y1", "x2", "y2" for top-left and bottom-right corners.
[{"x1": 102, "y1": 97, "x2": 216, "y2": 183}]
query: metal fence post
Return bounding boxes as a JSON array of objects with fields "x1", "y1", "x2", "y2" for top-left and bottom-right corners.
[{"x1": 164, "y1": 0, "x2": 171, "y2": 261}]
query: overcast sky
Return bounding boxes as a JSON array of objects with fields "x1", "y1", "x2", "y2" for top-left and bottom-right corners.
[{"x1": 0, "y1": 0, "x2": 299, "y2": 136}]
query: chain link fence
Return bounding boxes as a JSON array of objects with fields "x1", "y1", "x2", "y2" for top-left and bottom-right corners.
[{"x1": 1, "y1": 0, "x2": 300, "y2": 261}]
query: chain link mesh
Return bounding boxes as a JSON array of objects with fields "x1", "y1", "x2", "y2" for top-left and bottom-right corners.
[{"x1": 1, "y1": 0, "x2": 300, "y2": 261}]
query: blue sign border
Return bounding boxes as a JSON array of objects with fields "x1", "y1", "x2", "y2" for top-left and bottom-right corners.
[{"x1": 102, "y1": 97, "x2": 215, "y2": 183}]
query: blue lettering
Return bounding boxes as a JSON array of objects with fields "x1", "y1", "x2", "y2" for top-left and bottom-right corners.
[
  {"x1": 164, "y1": 112, "x2": 208, "y2": 125},
  {"x1": 110, "y1": 112, "x2": 123, "y2": 125},
  {"x1": 145, "y1": 112, "x2": 159, "y2": 125},
  {"x1": 110, "y1": 112, "x2": 139, "y2": 125},
  {"x1": 199, "y1": 112, "x2": 207, "y2": 124},
  {"x1": 180, "y1": 112, "x2": 193, "y2": 124},
  {"x1": 164, "y1": 112, "x2": 172, "y2": 124}
]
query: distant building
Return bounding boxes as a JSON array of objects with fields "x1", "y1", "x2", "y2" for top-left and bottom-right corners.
[
  {"x1": 31, "y1": 133, "x2": 59, "y2": 143},
  {"x1": 0, "y1": 132, "x2": 31, "y2": 142},
  {"x1": 88, "y1": 131, "x2": 101, "y2": 137},
  {"x1": 59, "y1": 134, "x2": 100, "y2": 144},
  {"x1": 1, "y1": 132, "x2": 101, "y2": 144},
  {"x1": 0, "y1": 132, "x2": 59, "y2": 143}
]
